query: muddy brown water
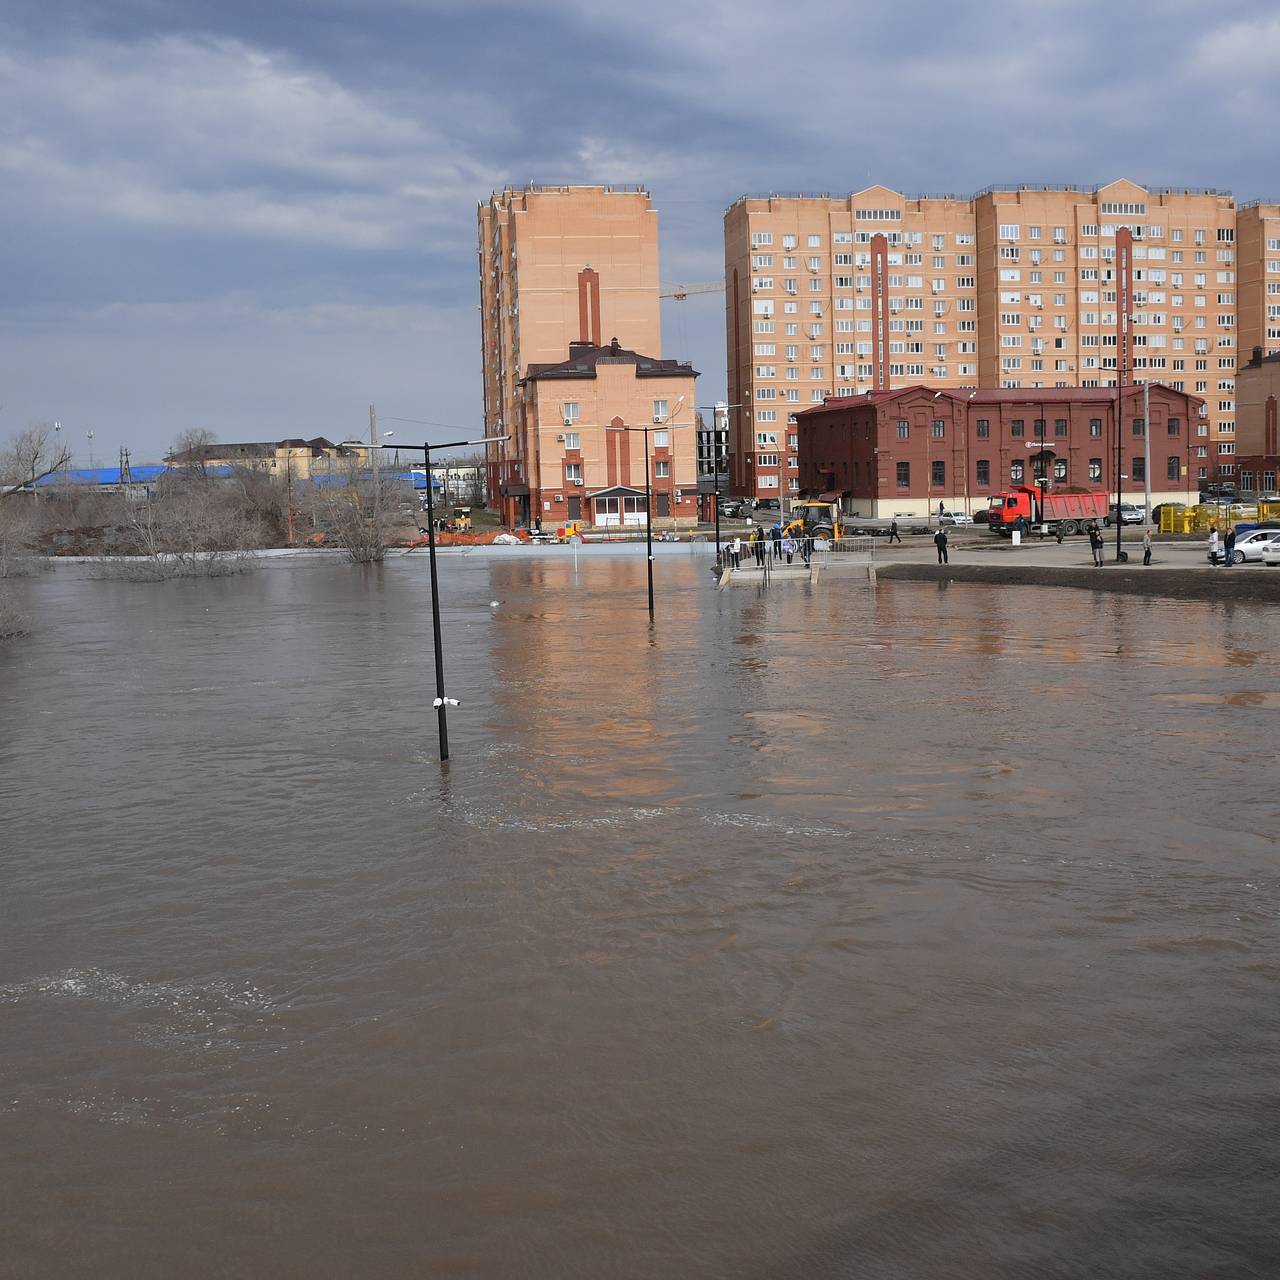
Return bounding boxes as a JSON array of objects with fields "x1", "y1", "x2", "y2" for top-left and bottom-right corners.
[{"x1": 2, "y1": 551, "x2": 1278, "y2": 1278}]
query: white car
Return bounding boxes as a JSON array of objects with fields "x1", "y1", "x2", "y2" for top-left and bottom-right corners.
[
  {"x1": 1261, "y1": 537, "x2": 1280, "y2": 566},
  {"x1": 938, "y1": 510, "x2": 973, "y2": 526},
  {"x1": 1210, "y1": 529, "x2": 1280, "y2": 565}
]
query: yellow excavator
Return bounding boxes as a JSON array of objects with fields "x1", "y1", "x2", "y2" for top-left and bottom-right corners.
[{"x1": 781, "y1": 500, "x2": 843, "y2": 542}]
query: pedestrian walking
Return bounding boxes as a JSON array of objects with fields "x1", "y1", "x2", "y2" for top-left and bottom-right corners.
[
  {"x1": 888, "y1": 518, "x2": 902, "y2": 544},
  {"x1": 800, "y1": 533, "x2": 812, "y2": 566},
  {"x1": 751, "y1": 527, "x2": 765, "y2": 567},
  {"x1": 1055, "y1": 524, "x2": 1065, "y2": 545},
  {"x1": 1142, "y1": 527, "x2": 1153, "y2": 566},
  {"x1": 934, "y1": 528, "x2": 949, "y2": 565},
  {"x1": 1223, "y1": 526, "x2": 1237, "y2": 567},
  {"x1": 1209, "y1": 525, "x2": 1221, "y2": 565},
  {"x1": 782, "y1": 535, "x2": 796, "y2": 564},
  {"x1": 729, "y1": 535, "x2": 742, "y2": 570},
  {"x1": 769, "y1": 524, "x2": 782, "y2": 559}
]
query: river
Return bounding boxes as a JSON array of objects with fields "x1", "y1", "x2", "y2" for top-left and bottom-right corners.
[{"x1": 1, "y1": 549, "x2": 1277, "y2": 1278}]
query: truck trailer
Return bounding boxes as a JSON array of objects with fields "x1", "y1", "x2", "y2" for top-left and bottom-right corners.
[{"x1": 987, "y1": 486, "x2": 1109, "y2": 536}]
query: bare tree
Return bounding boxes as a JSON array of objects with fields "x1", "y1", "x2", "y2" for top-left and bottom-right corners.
[
  {"x1": 105, "y1": 470, "x2": 263, "y2": 580},
  {"x1": 0, "y1": 584, "x2": 27, "y2": 639},
  {"x1": 0, "y1": 424, "x2": 73, "y2": 498},
  {"x1": 301, "y1": 463, "x2": 399, "y2": 563}
]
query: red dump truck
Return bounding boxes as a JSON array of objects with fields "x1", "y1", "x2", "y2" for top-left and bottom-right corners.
[{"x1": 987, "y1": 486, "x2": 1110, "y2": 536}]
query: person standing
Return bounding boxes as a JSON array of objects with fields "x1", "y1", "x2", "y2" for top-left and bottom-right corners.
[
  {"x1": 1209, "y1": 525, "x2": 1221, "y2": 565},
  {"x1": 1223, "y1": 526, "x2": 1237, "y2": 567},
  {"x1": 729, "y1": 535, "x2": 741, "y2": 570},
  {"x1": 1088, "y1": 523, "x2": 1103, "y2": 567},
  {"x1": 770, "y1": 523, "x2": 782, "y2": 560},
  {"x1": 888, "y1": 518, "x2": 902, "y2": 544},
  {"x1": 752, "y1": 527, "x2": 765, "y2": 567},
  {"x1": 800, "y1": 533, "x2": 812, "y2": 567},
  {"x1": 782, "y1": 534, "x2": 795, "y2": 564},
  {"x1": 934, "y1": 527, "x2": 949, "y2": 565},
  {"x1": 1142, "y1": 527, "x2": 1153, "y2": 566}
]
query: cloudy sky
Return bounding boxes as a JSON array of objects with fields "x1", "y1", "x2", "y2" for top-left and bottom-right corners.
[{"x1": 2, "y1": 1, "x2": 1277, "y2": 463}]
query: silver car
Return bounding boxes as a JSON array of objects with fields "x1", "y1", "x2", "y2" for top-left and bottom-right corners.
[{"x1": 1209, "y1": 529, "x2": 1280, "y2": 564}]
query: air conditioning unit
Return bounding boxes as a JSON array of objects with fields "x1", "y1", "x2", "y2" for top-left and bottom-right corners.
[
  {"x1": 555, "y1": 433, "x2": 565, "y2": 442},
  {"x1": 563, "y1": 417, "x2": 574, "y2": 427},
  {"x1": 573, "y1": 477, "x2": 584, "y2": 485},
  {"x1": 653, "y1": 415, "x2": 663, "y2": 423}
]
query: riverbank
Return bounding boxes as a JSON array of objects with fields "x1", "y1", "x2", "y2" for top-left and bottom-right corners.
[{"x1": 877, "y1": 560, "x2": 1280, "y2": 603}]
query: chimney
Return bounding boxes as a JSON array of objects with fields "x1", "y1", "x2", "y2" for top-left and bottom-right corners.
[
  {"x1": 609, "y1": 336, "x2": 622, "y2": 355},
  {"x1": 1251, "y1": 345, "x2": 1265, "y2": 368}
]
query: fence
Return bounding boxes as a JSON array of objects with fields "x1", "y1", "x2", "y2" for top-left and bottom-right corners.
[{"x1": 1160, "y1": 501, "x2": 1280, "y2": 534}]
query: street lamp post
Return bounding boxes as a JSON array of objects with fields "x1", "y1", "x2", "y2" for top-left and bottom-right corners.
[
  {"x1": 605, "y1": 398, "x2": 687, "y2": 620},
  {"x1": 342, "y1": 432, "x2": 508, "y2": 762},
  {"x1": 697, "y1": 401, "x2": 740, "y2": 572}
]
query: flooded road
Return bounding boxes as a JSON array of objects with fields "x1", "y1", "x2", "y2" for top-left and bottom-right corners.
[{"x1": 2, "y1": 550, "x2": 1277, "y2": 1278}]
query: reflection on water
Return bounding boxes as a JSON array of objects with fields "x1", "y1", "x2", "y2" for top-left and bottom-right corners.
[{"x1": 1, "y1": 554, "x2": 1277, "y2": 1278}]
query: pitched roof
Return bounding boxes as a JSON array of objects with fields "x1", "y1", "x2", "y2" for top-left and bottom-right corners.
[{"x1": 523, "y1": 338, "x2": 697, "y2": 382}]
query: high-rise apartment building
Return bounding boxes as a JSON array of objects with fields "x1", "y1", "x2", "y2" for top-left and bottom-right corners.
[
  {"x1": 726, "y1": 180, "x2": 1268, "y2": 499},
  {"x1": 478, "y1": 184, "x2": 664, "y2": 526},
  {"x1": 1237, "y1": 201, "x2": 1280, "y2": 363}
]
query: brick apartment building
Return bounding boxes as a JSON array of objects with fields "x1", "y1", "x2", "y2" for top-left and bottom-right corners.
[
  {"x1": 516, "y1": 337, "x2": 698, "y2": 530},
  {"x1": 795, "y1": 384, "x2": 1204, "y2": 519},
  {"x1": 1233, "y1": 345, "x2": 1280, "y2": 495},
  {"x1": 727, "y1": 180, "x2": 1280, "y2": 501},
  {"x1": 478, "y1": 184, "x2": 699, "y2": 527}
]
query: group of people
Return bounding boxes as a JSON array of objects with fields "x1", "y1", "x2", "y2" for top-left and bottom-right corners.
[
  {"x1": 1085, "y1": 522, "x2": 1155, "y2": 567},
  {"x1": 1208, "y1": 525, "x2": 1238, "y2": 566},
  {"x1": 725, "y1": 524, "x2": 812, "y2": 570}
]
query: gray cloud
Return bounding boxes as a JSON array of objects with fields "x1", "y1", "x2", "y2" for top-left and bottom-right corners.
[{"x1": 1, "y1": 0, "x2": 1277, "y2": 459}]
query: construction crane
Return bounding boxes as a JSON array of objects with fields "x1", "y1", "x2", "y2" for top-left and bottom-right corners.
[{"x1": 659, "y1": 281, "x2": 724, "y2": 301}]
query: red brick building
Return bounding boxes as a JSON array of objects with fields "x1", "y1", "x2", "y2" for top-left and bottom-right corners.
[{"x1": 794, "y1": 384, "x2": 1204, "y2": 518}]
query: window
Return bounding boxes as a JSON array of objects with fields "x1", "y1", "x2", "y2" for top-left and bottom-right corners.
[
  {"x1": 896, "y1": 420, "x2": 909, "y2": 439},
  {"x1": 652, "y1": 400, "x2": 669, "y2": 422},
  {"x1": 652, "y1": 430, "x2": 669, "y2": 447},
  {"x1": 654, "y1": 460, "x2": 670, "y2": 478},
  {"x1": 1011, "y1": 461, "x2": 1024, "y2": 482},
  {"x1": 999, "y1": 224, "x2": 1021, "y2": 241},
  {"x1": 1011, "y1": 419, "x2": 1025, "y2": 437},
  {"x1": 975, "y1": 419, "x2": 990, "y2": 438},
  {"x1": 896, "y1": 461, "x2": 911, "y2": 488},
  {"x1": 1132, "y1": 417, "x2": 1145, "y2": 437},
  {"x1": 931, "y1": 420, "x2": 945, "y2": 439},
  {"x1": 565, "y1": 462, "x2": 582, "y2": 482},
  {"x1": 756, "y1": 454, "x2": 778, "y2": 467},
  {"x1": 1218, "y1": 441, "x2": 1235, "y2": 455},
  {"x1": 1167, "y1": 417, "x2": 1180, "y2": 436},
  {"x1": 758, "y1": 473, "x2": 779, "y2": 489},
  {"x1": 1132, "y1": 457, "x2": 1145, "y2": 482},
  {"x1": 756, "y1": 431, "x2": 778, "y2": 446},
  {"x1": 976, "y1": 459, "x2": 990, "y2": 486},
  {"x1": 1089, "y1": 458, "x2": 1103, "y2": 482},
  {"x1": 562, "y1": 432, "x2": 580, "y2": 450},
  {"x1": 1167, "y1": 456, "x2": 1181, "y2": 481},
  {"x1": 751, "y1": 231, "x2": 773, "y2": 247},
  {"x1": 1089, "y1": 418, "x2": 1103, "y2": 437},
  {"x1": 1054, "y1": 419, "x2": 1068, "y2": 437},
  {"x1": 931, "y1": 460, "x2": 945, "y2": 486}
]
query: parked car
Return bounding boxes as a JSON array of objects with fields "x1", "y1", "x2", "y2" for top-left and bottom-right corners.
[
  {"x1": 1262, "y1": 539, "x2": 1280, "y2": 566},
  {"x1": 753, "y1": 498, "x2": 781, "y2": 512},
  {"x1": 938, "y1": 510, "x2": 973, "y2": 526},
  {"x1": 719, "y1": 499, "x2": 747, "y2": 519},
  {"x1": 1211, "y1": 529, "x2": 1280, "y2": 565},
  {"x1": 1105, "y1": 503, "x2": 1145, "y2": 526}
]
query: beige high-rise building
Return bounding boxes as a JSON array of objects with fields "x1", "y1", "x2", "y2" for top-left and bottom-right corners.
[
  {"x1": 1237, "y1": 201, "x2": 1280, "y2": 363},
  {"x1": 726, "y1": 181, "x2": 1263, "y2": 499},
  {"x1": 478, "y1": 184, "x2": 663, "y2": 526}
]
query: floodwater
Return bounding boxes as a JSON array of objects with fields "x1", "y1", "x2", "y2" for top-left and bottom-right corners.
[{"x1": 2, "y1": 548, "x2": 1278, "y2": 1279}]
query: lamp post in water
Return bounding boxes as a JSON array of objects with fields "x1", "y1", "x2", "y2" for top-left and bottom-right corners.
[
  {"x1": 604, "y1": 399, "x2": 687, "y2": 619},
  {"x1": 343, "y1": 433, "x2": 508, "y2": 762}
]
